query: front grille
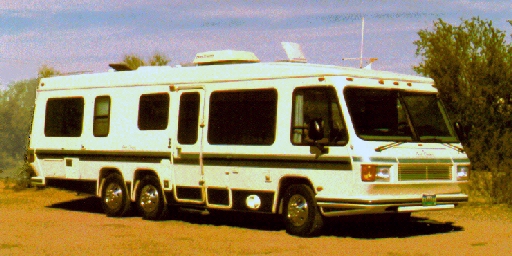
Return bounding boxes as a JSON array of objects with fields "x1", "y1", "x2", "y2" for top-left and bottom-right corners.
[{"x1": 398, "y1": 164, "x2": 452, "y2": 181}]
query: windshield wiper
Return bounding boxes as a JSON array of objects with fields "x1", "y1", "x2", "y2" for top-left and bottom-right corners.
[
  {"x1": 443, "y1": 143, "x2": 465, "y2": 153},
  {"x1": 375, "y1": 142, "x2": 405, "y2": 152}
]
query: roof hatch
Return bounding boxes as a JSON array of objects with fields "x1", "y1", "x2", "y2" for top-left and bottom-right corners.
[{"x1": 193, "y1": 50, "x2": 260, "y2": 65}]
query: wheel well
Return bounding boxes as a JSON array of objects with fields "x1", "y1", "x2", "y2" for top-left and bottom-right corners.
[
  {"x1": 134, "y1": 169, "x2": 159, "y2": 183},
  {"x1": 277, "y1": 176, "x2": 315, "y2": 213},
  {"x1": 132, "y1": 169, "x2": 162, "y2": 202},
  {"x1": 98, "y1": 168, "x2": 123, "y2": 196}
]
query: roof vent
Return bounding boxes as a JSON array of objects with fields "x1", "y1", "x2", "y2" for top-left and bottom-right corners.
[{"x1": 193, "y1": 50, "x2": 259, "y2": 65}]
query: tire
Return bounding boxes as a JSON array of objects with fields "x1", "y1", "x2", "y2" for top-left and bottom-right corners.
[
  {"x1": 282, "y1": 184, "x2": 324, "y2": 237},
  {"x1": 101, "y1": 173, "x2": 131, "y2": 217},
  {"x1": 136, "y1": 176, "x2": 168, "y2": 220}
]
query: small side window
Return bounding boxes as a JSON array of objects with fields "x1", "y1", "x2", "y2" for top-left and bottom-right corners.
[
  {"x1": 178, "y1": 92, "x2": 200, "y2": 144},
  {"x1": 44, "y1": 97, "x2": 84, "y2": 137},
  {"x1": 138, "y1": 93, "x2": 170, "y2": 130},
  {"x1": 93, "y1": 96, "x2": 111, "y2": 137}
]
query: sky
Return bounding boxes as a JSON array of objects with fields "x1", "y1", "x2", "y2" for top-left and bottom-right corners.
[{"x1": 0, "y1": 0, "x2": 511, "y2": 90}]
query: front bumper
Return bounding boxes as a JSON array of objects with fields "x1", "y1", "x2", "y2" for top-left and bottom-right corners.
[{"x1": 317, "y1": 193, "x2": 468, "y2": 217}]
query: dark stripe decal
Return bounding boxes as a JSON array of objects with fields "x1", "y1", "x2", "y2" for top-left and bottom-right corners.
[
  {"x1": 34, "y1": 149, "x2": 353, "y2": 170},
  {"x1": 36, "y1": 149, "x2": 169, "y2": 158},
  {"x1": 453, "y1": 158, "x2": 470, "y2": 164},
  {"x1": 176, "y1": 154, "x2": 352, "y2": 171},
  {"x1": 370, "y1": 157, "x2": 397, "y2": 163}
]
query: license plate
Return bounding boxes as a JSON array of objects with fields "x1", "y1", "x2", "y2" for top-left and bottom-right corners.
[{"x1": 422, "y1": 194, "x2": 436, "y2": 206}]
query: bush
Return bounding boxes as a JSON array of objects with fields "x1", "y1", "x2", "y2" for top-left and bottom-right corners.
[
  {"x1": 466, "y1": 170, "x2": 512, "y2": 204},
  {"x1": 13, "y1": 162, "x2": 34, "y2": 191}
]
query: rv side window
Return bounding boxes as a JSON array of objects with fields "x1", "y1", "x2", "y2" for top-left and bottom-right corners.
[
  {"x1": 208, "y1": 89, "x2": 277, "y2": 145},
  {"x1": 291, "y1": 87, "x2": 347, "y2": 145},
  {"x1": 138, "y1": 93, "x2": 170, "y2": 130},
  {"x1": 93, "y1": 96, "x2": 111, "y2": 137},
  {"x1": 178, "y1": 92, "x2": 200, "y2": 144},
  {"x1": 44, "y1": 97, "x2": 84, "y2": 137}
]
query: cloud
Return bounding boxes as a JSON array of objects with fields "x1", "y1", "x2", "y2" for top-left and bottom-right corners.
[
  {"x1": 452, "y1": 0, "x2": 512, "y2": 12},
  {"x1": 0, "y1": 0, "x2": 158, "y2": 13},
  {"x1": 5, "y1": 0, "x2": 508, "y2": 85}
]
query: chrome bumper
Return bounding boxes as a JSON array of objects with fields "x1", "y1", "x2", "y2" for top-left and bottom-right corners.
[{"x1": 317, "y1": 193, "x2": 468, "y2": 217}]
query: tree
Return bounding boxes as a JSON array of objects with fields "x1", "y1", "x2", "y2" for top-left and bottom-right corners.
[
  {"x1": 149, "y1": 52, "x2": 170, "y2": 66},
  {"x1": 38, "y1": 65, "x2": 61, "y2": 78},
  {"x1": 122, "y1": 54, "x2": 146, "y2": 70},
  {"x1": 0, "y1": 79, "x2": 38, "y2": 175},
  {"x1": 122, "y1": 52, "x2": 170, "y2": 70},
  {"x1": 414, "y1": 17, "x2": 512, "y2": 203}
]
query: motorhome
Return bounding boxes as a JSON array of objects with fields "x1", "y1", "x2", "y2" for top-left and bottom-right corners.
[{"x1": 28, "y1": 43, "x2": 470, "y2": 237}]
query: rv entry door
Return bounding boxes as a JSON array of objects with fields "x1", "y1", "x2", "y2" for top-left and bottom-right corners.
[{"x1": 171, "y1": 88, "x2": 206, "y2": 204}]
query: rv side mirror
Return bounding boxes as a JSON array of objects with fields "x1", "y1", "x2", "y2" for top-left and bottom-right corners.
[
  {"x1": 454, "y1": 121, "x2": 469, "y2": 145},
  {"x1": 308, "y1": 119, "x2": 324, "y2": 141},
  {"x1": 308, "y1": 119, "x2": 328, "y2": 156}
]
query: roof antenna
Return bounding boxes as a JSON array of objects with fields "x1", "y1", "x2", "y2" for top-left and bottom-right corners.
[
  {"x1": 342, "y1": 17, "x2": 378, "y2": 69},
  {"x1": 359, "y1": 17, "x2": 364, "y2": 69}
]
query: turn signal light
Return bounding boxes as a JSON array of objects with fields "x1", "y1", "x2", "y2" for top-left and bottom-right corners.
[
  {"x1": 361, "y1": 164, "x2": 376, "y2": 182},
  {"x1": 26, "y1": 152, "x2": 35, "y2": 163}
]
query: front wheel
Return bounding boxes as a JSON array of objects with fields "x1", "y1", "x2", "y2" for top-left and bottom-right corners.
[
  {"x1": 282, "y1": 184, "x2": 324, "y2": 237},
  {"x1": 101, "y1": 173, "x2": 131, "y2": 217},
  {"x1": 136, "y1": 176, "x2": 168, "y2": 220}
]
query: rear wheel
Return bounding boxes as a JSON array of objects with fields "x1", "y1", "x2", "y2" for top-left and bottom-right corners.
[
  {"x1": 101, "y1": 173, "x2": 131, "y2": 217},
  {"x1": 282, "y1": 184, "x2": 324, "y2": 237},
  {"x1": 136, "y1": 176, "x2": 168, "y2": 220}
]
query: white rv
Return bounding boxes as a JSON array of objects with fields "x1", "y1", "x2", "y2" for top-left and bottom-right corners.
[{"x1": 28, "y1": 45, "x2": 469, "y2": 237}]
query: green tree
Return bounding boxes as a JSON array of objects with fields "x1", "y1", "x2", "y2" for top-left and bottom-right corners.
[
  {"x1": 414, "y1": 17, "x2": 512, "y2": 203},
  {"x1": 122, "y1": 52, "x2": 170, "y2": 69},
  {"x1": 122, "y1": 54, "x2": 146, "y2": 70},
  {"x1": 0, "y1": 79, "x2": 38, "y2": 175},
  {"x1": 38, "y1": 64, "x2": 61, "y2": 78},
  {"x1": 149, "y1": 52, "x2": 170, "y2": 66}
]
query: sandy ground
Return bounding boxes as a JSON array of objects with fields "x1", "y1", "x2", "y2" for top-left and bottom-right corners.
[{"x1": 1, "y1": 181, "x2": 512, "y2": 256}]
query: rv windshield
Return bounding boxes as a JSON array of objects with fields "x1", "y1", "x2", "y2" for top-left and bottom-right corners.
[{"x1": 344, "y1": 88, "x2": 458, "y2": 143}]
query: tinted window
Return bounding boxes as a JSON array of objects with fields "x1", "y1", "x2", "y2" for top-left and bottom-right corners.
[
  {"x1": 208, "y1": 89, "x2": 277, "y2": 145},
  {"x1": 93, "y1": 96, "x2": 111, "y2": 137},
  {"x1": 291, "y1": 87, "x2": 347, "y2": 145},
  {"x1": 44, "y1": 98, "x2": 84, "y2": 137},
  {"x1": 138, "y1": 93, "x2": 169, "y2": 130},
  {"x1": 344, "y1": 88, "x2": 457, "y2": 142},
  {"x1": 178, "y1": 92, "x2": 200, "y2": 144}
]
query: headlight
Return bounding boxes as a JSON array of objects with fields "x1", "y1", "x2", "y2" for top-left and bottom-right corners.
[
  {"x1": 456, "y1": 165, "x2": 470, "y2": 181},
  {"x1": 376, "y1": 166, "x2": 391, "y2": 182}
]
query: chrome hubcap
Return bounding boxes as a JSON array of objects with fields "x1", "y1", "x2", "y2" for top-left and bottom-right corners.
[
  {"x1": 105, "y1": 183, "x2": 123, "y2": 210},
  {"x1": 140, "y1": 185, "x2": 159, "y2": 213},
  {"x1": 287, "y1": 194, "x2": 309, "y2": 227}
]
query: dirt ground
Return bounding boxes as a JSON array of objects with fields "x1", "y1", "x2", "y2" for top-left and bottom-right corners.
[{"x1": 1, "y1": 181, "x2": 512, "y2": 256}]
